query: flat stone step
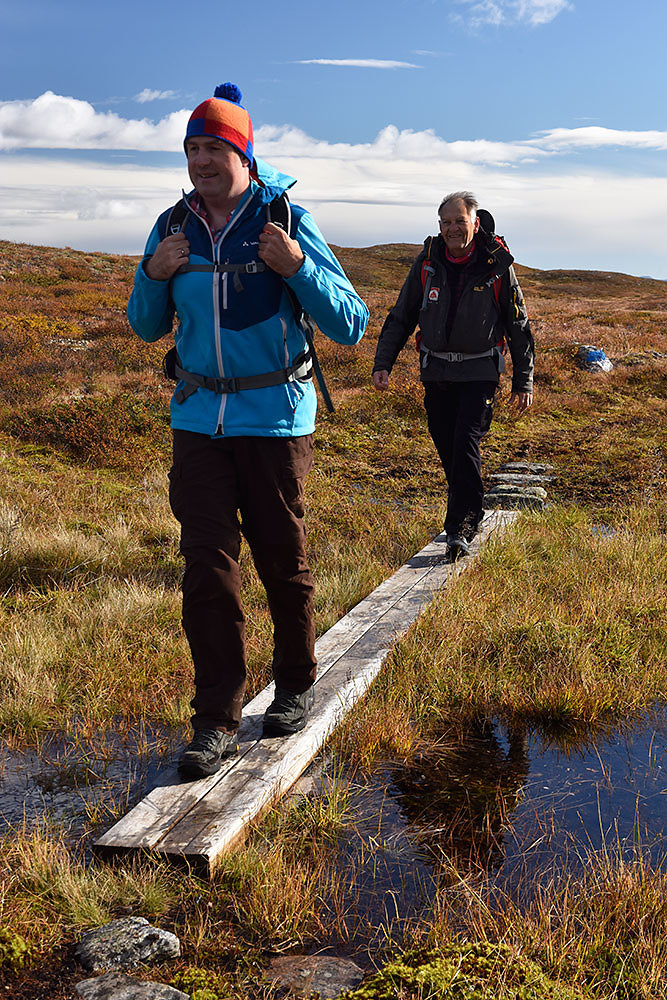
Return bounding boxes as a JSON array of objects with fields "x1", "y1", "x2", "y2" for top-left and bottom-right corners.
[
  {"x1": 498, "y1": 461, "x2": 554, "y2": 474},
  {"x1": 489, "y1": 472, "x2": 553, "y2": 485},
  {"x1": 486, "y1": 483, "x2": 548, "y2": 499},
  {"x1": 485, "y1": 491, "x2": 545, "y2": 510},
  {"x1": 94, "y1": 510, "x2": 518, "y2": 875}
]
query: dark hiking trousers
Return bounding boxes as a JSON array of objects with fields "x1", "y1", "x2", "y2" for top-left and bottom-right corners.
[
  {"x1": 423, "y1": 380, "x2": 497, "y2": 539},
  {"x1": 169, "y1": 430, "x2": 317, "y2": 733}
]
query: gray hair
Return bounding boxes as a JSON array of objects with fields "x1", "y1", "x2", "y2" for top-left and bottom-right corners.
[{"x1": 438, "y1": 190, "x2": 478, "y2": 220}]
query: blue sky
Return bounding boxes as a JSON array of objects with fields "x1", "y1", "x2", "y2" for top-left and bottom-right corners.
[{"x1": 1, "y1": 0, "x2": 666, "y2": 276}]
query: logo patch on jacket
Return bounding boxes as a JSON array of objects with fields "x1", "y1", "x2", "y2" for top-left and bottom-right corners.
[{"x1": 428, "y1": 288, "x2": 440, "y2": 302}]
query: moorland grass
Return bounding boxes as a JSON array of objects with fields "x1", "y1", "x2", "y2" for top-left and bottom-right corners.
[
  {"x1": 336, "y1": 502, "x2": 667, "y2": 760},
  {"x1": 1, "y1": 240, "x2": 666, "y2": 997}
]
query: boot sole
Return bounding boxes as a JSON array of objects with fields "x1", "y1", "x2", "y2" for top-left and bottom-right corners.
[
  {"x1": 262, "y1": 718, "x2": 309, "y2": 737},
  {"x1": 178, "y1": 743, "x2": 238, "y2": 779}
]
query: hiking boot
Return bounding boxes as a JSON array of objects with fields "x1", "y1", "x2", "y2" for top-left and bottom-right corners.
[
  {"x1": 178, "y1": 728, "x2": 238, "y2": 779},
  {"x1": 262, "y1": 686, "x2": 315, "y2": 737},
  {"x1": 445, "y1": 535, "x2": 470, "y2": 561}
]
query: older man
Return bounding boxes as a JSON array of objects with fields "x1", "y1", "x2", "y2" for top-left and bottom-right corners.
[
  {"x1": 128, "y1": 83, "x2": 368, "y2": 778},
  {"x1": 373, "y1": 191, "x2": 534, "y2": 559}
]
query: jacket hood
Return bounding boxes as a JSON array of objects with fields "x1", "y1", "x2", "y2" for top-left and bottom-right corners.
[{"x1": 251, "y1": 156, "x2": 297, "y2": 202}]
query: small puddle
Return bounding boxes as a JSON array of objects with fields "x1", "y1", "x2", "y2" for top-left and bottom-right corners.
[
  {"x1": 311, "y1": 706, "x2": 667, "y2": 944},
  {"x1": 0, "y1": 725, "x2": 179, "y2": 842}
]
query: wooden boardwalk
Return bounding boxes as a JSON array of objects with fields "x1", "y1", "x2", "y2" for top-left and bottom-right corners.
[{"x1": 94, "y1": 510, "x2": 517, "y2": 875}]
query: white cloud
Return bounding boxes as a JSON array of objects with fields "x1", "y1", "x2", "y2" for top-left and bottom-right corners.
[
  {"x1": 134, "y1": 89, "x2": 178, "y2": 104},
  {"x1": 513, "y1": 0, "x2": 572, "y2": 25},
  {"x1": 0, "y1": 92, "x2": 188, "y2": 151},
  {"x1": 533, "y1": 125, "x2": 667, "y2": 151},
  {"x1": 1, "y1": 103, "x2": 666, "y2": 277},
  {"x1": 5, "y1": 93, "x2": 665, "y2": 161},
  {"x1": 294, "y1": 58, "x2": 421, "y2": 69},
  {"x1": 457, "y1": 0, "x2": 572, "y2": 28},
  {"x1": 255, "y1": 123, "x2": 544, "y2": 167}
]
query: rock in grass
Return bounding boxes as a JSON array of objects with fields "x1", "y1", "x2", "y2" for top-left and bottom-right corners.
[
  {"x1": 74, "y1": 971, "x2": 189, "y2": 999},
  {"x1": 484, "y1": 489, "x2": 545, "y2": 510},
  {"x1": 266, "y1": 954, "x2": 365, "y2": 998},
  {"x1": 75, "y1": 918, "x2": 180, "y2": 973}
]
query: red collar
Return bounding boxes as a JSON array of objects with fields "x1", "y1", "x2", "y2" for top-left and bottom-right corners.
[
  {"x1": 445, "y1": 239, "x2": 476, "y2": 265},
  {"x1": 190, "y1": 193, "x2": 233, "y2": 240}
]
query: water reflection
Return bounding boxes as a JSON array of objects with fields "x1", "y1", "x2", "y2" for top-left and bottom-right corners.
[
  {"x1": 0, "y1": 726, "x2": 177, "y2": 841},
  {"x1": 390, "y1": 719, "x2": 530, "y2": 874},
  {"x1": 318, "y1": 707, "x2": 667, "y2": 940}
]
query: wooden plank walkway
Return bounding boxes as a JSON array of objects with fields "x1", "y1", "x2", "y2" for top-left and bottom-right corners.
[{"x1": 94, "y1": 509, "x2": 517, "y2": 874}]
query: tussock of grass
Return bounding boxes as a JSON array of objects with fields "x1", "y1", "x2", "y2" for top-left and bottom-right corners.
[
  {"x1": 426, "y1": 846, "x2": 667, "y2": 999},
  {"x1": 0, "y1": 581, "x2": 187, "y2": 734},
  {"x1": 364, "y1": 504, "x2": 667, "y2": 735},
  {"x1": 0, "y1": 827, "x2": 177, "y2": 955}
]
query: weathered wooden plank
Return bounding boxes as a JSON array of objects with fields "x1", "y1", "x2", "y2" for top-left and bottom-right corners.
[
  {"x1": 95, "y1": 534, "x2": 448, "y2": 852},
  {"x1": 95, "y1": 510, "x2": 517, "y2": 865}
]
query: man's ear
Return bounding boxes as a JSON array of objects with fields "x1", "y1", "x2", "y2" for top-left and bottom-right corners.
[{"x1": 473, "y1": 216, "x2": 481, "y2": 233}]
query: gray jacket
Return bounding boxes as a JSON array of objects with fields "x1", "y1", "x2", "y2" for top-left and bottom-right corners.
[{"x1": 373, "y1": 232, "x2": 534, "y2": 392}]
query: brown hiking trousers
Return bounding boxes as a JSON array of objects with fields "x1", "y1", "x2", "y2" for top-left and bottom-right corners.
[{"x1": 169, "y1": 429, "x2": 317, "y2": 732}]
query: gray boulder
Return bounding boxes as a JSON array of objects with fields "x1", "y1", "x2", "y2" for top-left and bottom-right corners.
[
  {"x1": 76, "y1": 918, "x2": 181, "y2": 973},
  {"x1": 75, "y1": 971, "x2": 189, "y2": 1000},
  {"x1": 265, "y1": 954, "x2": 365, "y2": 998}
]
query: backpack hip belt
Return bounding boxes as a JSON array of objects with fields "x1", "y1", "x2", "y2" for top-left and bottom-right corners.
[
  {"x1": 170, "y1": 350, "x2": 313, "y2": 405},
  {"x1": 421, "y1": 346, "x2": 498, "y2": 367}
]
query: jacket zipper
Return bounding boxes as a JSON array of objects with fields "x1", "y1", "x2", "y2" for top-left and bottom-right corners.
[{"x1": 192, "y1": 190, "x2": 253, "y2": 435}]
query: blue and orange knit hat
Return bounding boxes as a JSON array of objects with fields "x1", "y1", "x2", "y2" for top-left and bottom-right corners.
[{"x1": 185, "y1": 83, "x2": 254, "y2": 164}]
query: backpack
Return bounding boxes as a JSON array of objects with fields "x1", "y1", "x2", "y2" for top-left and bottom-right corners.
[{"x1": 162, "y1": 192, "x2": 334, "y2": 412}]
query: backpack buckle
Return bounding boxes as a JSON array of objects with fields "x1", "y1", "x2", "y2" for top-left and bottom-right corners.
[{"x1": 245, "y1": 261, "x2": 259, "y2": 274}]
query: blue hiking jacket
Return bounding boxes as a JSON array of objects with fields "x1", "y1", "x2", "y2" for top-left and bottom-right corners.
[{"x1": 127, "y1": 158, "x2": 368, "y2": 437}]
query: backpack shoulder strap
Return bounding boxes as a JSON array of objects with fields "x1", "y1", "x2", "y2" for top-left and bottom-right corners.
[
  {"x1": 267, "y1": 192, "x2": 294, "y2": 236},
  {"x1": 267, "y1": 193, "x2": 335, "y2": 413},
  {"x1": 165, "y1": 198, "x2": 191, "y2": 237},
  {"x1": 269, "y1": 193, "x2": 302, "y2": 320}
]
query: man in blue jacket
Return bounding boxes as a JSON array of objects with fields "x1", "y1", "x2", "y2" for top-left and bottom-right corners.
[{"x1": 128, "y1": 84, "x2": 368, "y2": 779}]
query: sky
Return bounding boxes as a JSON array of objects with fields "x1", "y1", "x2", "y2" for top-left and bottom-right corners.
[{"x1": 1, "y1": 0, "x2": 666, "y2": 277}]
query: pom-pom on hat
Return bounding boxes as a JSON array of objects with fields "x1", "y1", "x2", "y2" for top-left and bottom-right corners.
[{"x1": 185, "y1": 83, "x2": 254, "y2": 164}]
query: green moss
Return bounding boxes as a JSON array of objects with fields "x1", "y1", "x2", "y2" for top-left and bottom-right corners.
[
  {"x1": 0, "y1": 927, "x2": 31, "y2": 970},
  {"x1": 342, "y1": 943, "x2": 588, "y2": 999},
  {"x1": 172, "y1": 966, "x2": 227, "y2": 1000}
]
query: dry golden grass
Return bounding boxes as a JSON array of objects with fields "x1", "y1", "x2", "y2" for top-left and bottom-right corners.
[{"x1": 1, "y1": 239, "x2": 666, "y2": 998}]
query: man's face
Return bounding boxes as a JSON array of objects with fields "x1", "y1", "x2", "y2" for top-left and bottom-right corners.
[
  {"x1": 438, "y1": 199, "x2": 480, "y2": 257},
  {"x1": 185, "y1": 136, "x2": 250, "y2": 205}
]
